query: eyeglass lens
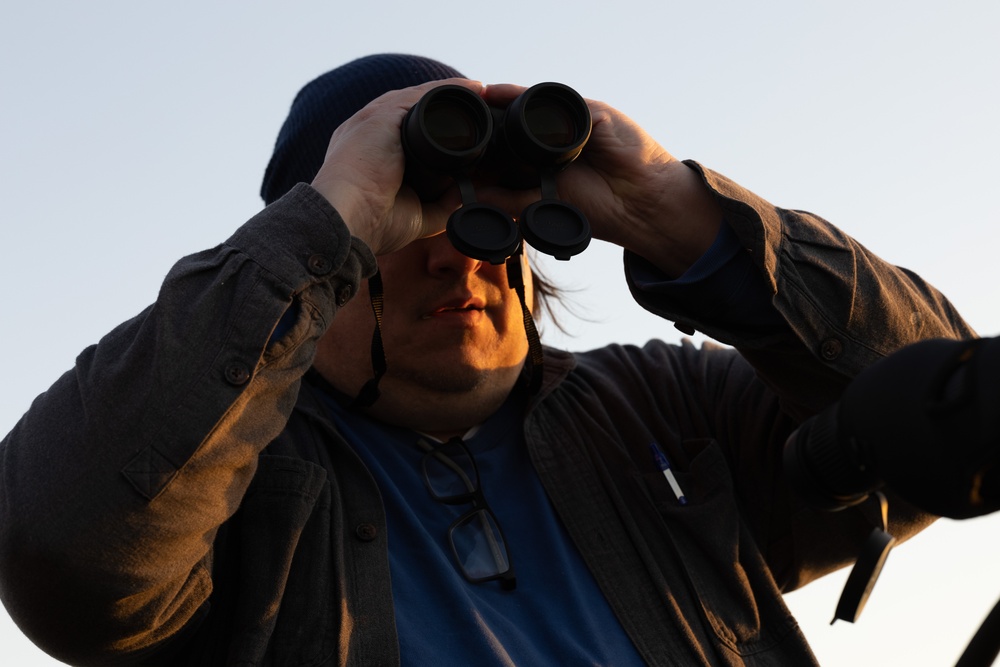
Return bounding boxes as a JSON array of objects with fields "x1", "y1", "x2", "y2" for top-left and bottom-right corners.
[
  {"x1": 420, "y1": 438, "x2": 515, "y2": 587},
  {"x1": 452, "y1": 508, "x2": 510, "y2": 579},
  {"x1": 424, "y1": 441, "x2": 477, "y2": 500}
]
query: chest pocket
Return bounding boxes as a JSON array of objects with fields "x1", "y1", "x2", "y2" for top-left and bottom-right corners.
[{"x1": 637, "y1": 438, "x2": 805, "y2": 662}]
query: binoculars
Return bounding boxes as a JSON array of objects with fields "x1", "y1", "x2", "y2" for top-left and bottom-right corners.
[{"x1": 401, "y1": 82, "x2": 592, "y2": 264}]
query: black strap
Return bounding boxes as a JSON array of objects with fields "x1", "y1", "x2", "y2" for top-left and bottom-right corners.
[
  {"x1": 956, "y1": 595, "x2": 1000, "y2": 667},
  {"x1": 506, "y1": 248, "x2": 544, "y2": 394},
  {"x1": 350, "y1": 270, "x2": 387, "y2": 409}
]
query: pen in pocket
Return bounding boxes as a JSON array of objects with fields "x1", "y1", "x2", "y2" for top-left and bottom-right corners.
[{"x1": 649, "y1": 442, "x2": 688, "y2": 506}]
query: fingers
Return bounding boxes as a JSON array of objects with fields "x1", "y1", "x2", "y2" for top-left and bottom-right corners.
[
  {"x1": 310, "y1": 79, "x2": 484, "y2": 253},
  {"x1": 378, "y1": 77, "x2": 486, "y2": 111},
  {"x1": 481, "y1": 83, "x2": 528, "y2": 106}
]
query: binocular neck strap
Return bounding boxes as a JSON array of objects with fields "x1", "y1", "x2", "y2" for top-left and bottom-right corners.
[
  {"x1": 506, "y1": 249, "x2": 544, "y2": 395},
  {"x1": 349, "y1": 270, "x2": 387, "y2": 410}
]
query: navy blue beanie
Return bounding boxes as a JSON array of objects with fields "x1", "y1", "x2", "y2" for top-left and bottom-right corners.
[{"x1": 260, "y1": 53, "x2": 465, "y2": 205}]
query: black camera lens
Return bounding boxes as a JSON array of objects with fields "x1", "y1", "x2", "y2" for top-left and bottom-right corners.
[
  {"x1": 402, "y1": 85, "x2": 492, "y2": 175},
  {"x1": 422, "y1": 96, "x2": 488, "y2": 152},
  {"x1": 523, "y1": 96, "x2": 579, "y2": 148},
  {"x1": 500, "y1": 83, "x2": 591, "y2": 167}
]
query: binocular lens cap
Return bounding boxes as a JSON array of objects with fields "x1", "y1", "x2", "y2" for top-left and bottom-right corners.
[
  {"x1": 447, "y1": 203, "x2": 521, "y2": 265},
  {"x1": 521, "y1": 200, "x2": 591, "y2": 260}
]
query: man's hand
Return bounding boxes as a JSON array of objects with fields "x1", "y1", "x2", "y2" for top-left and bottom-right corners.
[
  {"x1": 312, "y1": 78, "x2": 723, "y2": 274},
  {"x1": 482, "y1": 85, "x2": 724, "y2": 278},
  {"x1": 310, "y1": 78, "x2": 483, "y2": 256}
]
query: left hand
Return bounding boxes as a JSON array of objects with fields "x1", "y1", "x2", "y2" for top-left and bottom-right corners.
[{"x1": 481, "y1": 84, "x2": 723, "y2": 277}]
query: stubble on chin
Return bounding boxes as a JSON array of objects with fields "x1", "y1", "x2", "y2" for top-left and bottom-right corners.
[
  {"x1": 390, "y1": 361, "x2": 493, "y2": 395},
  {"x1": 365, "y1": 359, "x2": 524, "y2": 438}
]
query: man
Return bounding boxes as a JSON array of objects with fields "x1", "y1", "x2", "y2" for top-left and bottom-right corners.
[{"x1": 0, "y1": 53, "x2": 973, "y2": 666}]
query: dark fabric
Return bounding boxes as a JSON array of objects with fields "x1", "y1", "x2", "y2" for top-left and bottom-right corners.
[
  {"x1": 792, "y1": 335, "x2": 1000, "y2": 519},
  {"x1": 630, "y1": 219, "x2": 786, "y2": 336},
  {"x1": 0, "y1": 168, "x2": 974, "y2": 665}
]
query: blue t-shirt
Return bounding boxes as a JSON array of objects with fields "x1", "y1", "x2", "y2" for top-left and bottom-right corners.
[{"x1": 321, "y1": 391, "x2": 646, "y2": 666}]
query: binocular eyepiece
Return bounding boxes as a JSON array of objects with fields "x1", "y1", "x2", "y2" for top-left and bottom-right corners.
[{"x1": 402, "y1": 82, "x2": 592, "y2": 264}]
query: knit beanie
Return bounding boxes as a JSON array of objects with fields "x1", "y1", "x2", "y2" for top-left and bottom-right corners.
[{"x1": 260, "y1": 53, "x2": 465, "y2": 205}]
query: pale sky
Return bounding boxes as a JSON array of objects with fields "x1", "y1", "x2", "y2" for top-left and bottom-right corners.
[{"x1": 2, "y1": 2, "x2": 999, "y2": 665}]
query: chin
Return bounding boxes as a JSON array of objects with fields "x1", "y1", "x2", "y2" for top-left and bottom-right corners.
[
  {"x1": 394, "y1": 355, "x2": 524, "y2": 396},
  {"x1": 396, "y1": 366, "x2": 491, "y2": 395}
]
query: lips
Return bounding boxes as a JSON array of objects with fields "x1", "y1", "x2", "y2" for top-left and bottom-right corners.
[{"x1": 421, "y1": 295, "x2": 488, "y2": 320}]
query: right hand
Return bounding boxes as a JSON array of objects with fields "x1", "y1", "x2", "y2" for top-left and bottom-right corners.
[{"x1": 310, "y1": 77, "x2": 484, "y2": 256}]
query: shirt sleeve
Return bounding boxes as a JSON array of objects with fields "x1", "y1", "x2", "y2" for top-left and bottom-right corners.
[
  {"x1": 625, "y1": 160, "x2": 974, "y2": 417},
  {"x1": 0, "y1": 183, "x2": 376, "y2": 663},
  {"x1": 627, "y1": 218, "x2": 786, "y2": 337}
]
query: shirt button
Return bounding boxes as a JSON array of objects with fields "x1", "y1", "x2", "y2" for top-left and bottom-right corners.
[
  {"x1": 335, "y1": 285, "x2": 353, "y2": 306},
  {"x1": 820, "y1": 338, "x2": 843, "y2": 361},
  {"x1": 307, "y1": 254, "x2": 333, "y2": 276},
  {"x1": 224, "y1": 362, "x2": 251, "y2": 386},
  {"x1": 355, "y1": 523, "x2": 378, "y2": 542}
]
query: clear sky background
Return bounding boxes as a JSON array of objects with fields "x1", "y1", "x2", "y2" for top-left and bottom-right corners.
[{"x1": 2, "y1": 1, "x2": 999, "y2": 665}]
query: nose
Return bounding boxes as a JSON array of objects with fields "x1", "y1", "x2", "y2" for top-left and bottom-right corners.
[{"x1": 423, "y1": 232, "x2": 484, "y2": 278}]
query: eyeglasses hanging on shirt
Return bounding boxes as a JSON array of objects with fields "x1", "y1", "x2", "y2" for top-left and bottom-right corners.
[{"x1": 418, "y1": 436, "x2": 517, "y2": 590}]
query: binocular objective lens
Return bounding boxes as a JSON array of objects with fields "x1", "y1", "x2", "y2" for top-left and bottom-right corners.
[
  {"x1": 524, "y1": 97, "x2": 578, "y2": 148},
  {"x1": 424, "y1": 98, "x2": 486, "y2": 152}
]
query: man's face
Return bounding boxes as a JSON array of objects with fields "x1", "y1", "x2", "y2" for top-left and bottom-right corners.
[{"x1": 314, "y1": 230, "x2": 531, "y2": 428}]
